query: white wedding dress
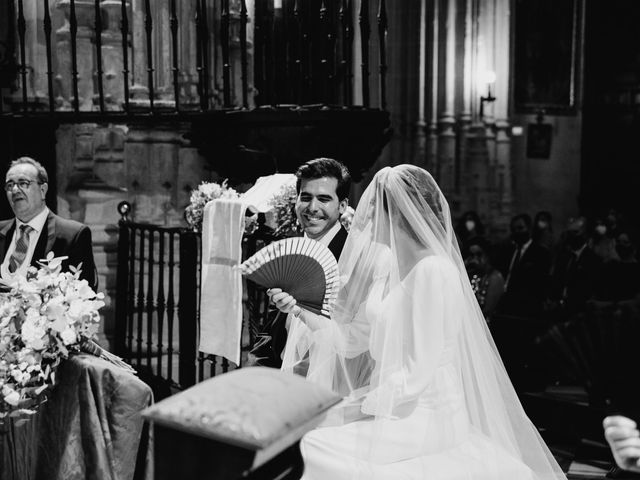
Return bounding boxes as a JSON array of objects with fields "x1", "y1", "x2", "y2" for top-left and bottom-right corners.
[
  {"x1": 282, "y1": 165, "x2": 566, "y2": 480},
  {"x1": 297, "y1": 256, "x2": 531, "y2": 480}
]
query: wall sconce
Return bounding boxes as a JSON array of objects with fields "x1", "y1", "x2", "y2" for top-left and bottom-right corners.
[{"x1": 479, "y1": 70, "x2": 496, "y2": 119}]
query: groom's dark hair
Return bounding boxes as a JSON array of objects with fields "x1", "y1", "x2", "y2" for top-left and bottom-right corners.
[{"x1": 295, "y1": 157, "x2": 351, "y2": 201}]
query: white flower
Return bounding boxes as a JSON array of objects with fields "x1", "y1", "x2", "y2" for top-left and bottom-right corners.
[
  {"x1": 60, "y1": 327, "x2": 77, "y2": 346},
  {"x1": 49, "y1": 315, "x2": 67, "y2": 333},
  {"x1": 340, "y1": 206, "x2": 356, "y2": 231},
  {"x1": 76, "y1": 281, "x2": 96, "y2": 300},
  {"x1": 184, "y1": 180, "x2": 241, "y2": 231},
  {"x1": 3, "y1": 388, "x2": 20, "y2": 406},
  {"x1": 0, "y1": 249, "x2": 105, "y2": 417},
  {"x1": 67, "y1": 298, "x2": 90, "y2": 321},
  {"x1": 45, "y1": 296, "x2": 66, "y2": 322},
  {"x1": 21, "y1": 314, "x2": 46, "y2": 351}
]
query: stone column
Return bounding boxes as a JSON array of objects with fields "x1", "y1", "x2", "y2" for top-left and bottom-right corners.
[
  {"x1": 488, "y1": 0, "x2": 512, "y2": 231},
  {"x1": 178, "y1": 1, "x2": 200, "y2": 108},
  {"x1": 229, "y1": 0, "x2": 255, "y2": 108},
  {"x1": 424, "y1": 0, "x2": 440, "y2": 176},
  {"x1": 414, "y1": 0, "x2": 429, "y2": 170},
  {"x1": 436, "y1": 0, "x2": 459, "y2": 203},
  {"x1": 10, "y1": 1, "x2": 49, "y2": 108},
  {"x1": 493, "y1": 120, "x2": 512, "y2": 234},
  {"x1": 129, "y1": 0, "x2": 149, "y2": 103},
  {"x1": 100, "y1": 0, "x2": 128, "y2": 110},
  {"x1": 55, "y1": 0, "x2": 95, "y2": 110}
]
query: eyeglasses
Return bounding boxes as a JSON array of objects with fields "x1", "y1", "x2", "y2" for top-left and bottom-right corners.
[{"x1": 4, "y1": 180, "x2": 40, "y2": 192}]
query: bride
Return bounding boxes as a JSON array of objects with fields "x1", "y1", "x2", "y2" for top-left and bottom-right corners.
[{"x1": 269, "y1": 165, "x2": 566, "y2": 479}]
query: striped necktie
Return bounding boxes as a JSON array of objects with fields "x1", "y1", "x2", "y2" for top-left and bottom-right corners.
[{"x1": 9, "y1": 224, "x2": 34, "y2": 273}]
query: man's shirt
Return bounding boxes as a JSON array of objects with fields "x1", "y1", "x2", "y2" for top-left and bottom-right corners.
[
  {"x1": 304, "y1": 220, "x2": 341, "y2": 248},
  {"x1": 1, "y1": 207, "x2": 49, "y2": 279}
]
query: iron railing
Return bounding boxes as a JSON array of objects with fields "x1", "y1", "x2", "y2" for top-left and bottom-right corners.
[
  {"x1": 1, "y1": 0, "x2": 389, "y2": 118},
  {"x1": 115, "y1": 202, "x2": 274, "y2": 394}
]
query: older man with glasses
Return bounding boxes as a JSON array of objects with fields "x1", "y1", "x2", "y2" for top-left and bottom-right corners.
[{"x1": 0, "y1": 156, "x2": 97, "y2": 289}]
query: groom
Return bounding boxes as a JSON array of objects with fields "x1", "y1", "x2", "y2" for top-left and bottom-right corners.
[{"x1": 249, "y1": 157, "x2": 351, "y2": 368}]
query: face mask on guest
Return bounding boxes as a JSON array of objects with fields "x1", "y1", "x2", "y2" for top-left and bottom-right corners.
[
  {"x1": 595, "y1": 225, "x2": 607, "y2": 236},
  {"x1": 465, "y1": 220, "x2": 476, "y2": 232}
]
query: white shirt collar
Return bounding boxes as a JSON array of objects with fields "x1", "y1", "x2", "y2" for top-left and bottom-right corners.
[
  {"x1": 304, "y1": 221, "x2": 341, "y2": 247},
  {"x1": 572, "y1": 243, "x2": 587, "y2": 259},
  {"x1": 518, "y1": 238, "x2": 532, "y2": 255},
  {"x1": 16, "y1": 207, "x2": 49, "y2": 235}
]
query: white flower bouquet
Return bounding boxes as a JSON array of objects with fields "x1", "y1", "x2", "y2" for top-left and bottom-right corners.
[
  {"x1": 184, "y1": 180, "x2": 241, "y2": 232},
  {"x1": 0, "y1": 254, "x2": 127, "y2": 422},
  {"x1": 268, "y1": 182, "x2": 303, "y2": 238}
]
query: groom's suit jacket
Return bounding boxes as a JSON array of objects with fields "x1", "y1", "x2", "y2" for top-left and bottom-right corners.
[
  {"x1": 250, "y1": 226, "x2": 349, "y2": 368},
  {"x1": 0, "y1": 212, "x2": 98, "y2": 290}
]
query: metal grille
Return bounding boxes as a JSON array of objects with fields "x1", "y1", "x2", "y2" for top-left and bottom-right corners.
[
  {"x1": 114, "y1": 210, "x2": 275, "y2": 396},
  {"x1": 1, "y1": 0, "x2": 389, "y2": 118}
]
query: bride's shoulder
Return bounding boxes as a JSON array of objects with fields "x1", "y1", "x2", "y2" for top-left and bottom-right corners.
[{"x1": 414, "y1": 255, "x2": 460, "y2": 279}]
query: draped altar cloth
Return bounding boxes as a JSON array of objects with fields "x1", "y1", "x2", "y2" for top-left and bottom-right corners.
[
  {"x1": 199, "y1": 174, "x2": 296, "y2": 365},
  {"x1": 0, "y1": 354, "x2": 153, "y2": 480}
]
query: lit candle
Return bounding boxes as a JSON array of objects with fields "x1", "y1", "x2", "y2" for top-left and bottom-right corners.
[{"x1": 484, "y1": 70, "x2": 496, "y2": 97}]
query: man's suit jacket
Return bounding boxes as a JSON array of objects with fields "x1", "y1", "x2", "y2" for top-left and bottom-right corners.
[
  {"x1": 496, "y1": 241, "x2": 551, "y2": 318},
  {"x1": 550, "y1": 246, "x2": 602, "y2": 313},
  {"x1": 250, "y1": 226, "x2": 349, "y2": 368},
  {"x1": 0, "y1": 211, "x2": 98, "y2": 290}
]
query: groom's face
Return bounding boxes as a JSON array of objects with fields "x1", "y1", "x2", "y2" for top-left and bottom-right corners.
[{"x1": 296, "y1": 176, "x2": 347, "y2": 240}]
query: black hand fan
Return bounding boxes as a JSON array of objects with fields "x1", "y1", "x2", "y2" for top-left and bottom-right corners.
[{"x1": 242, "y1": 237, "x2": 340, "y2": 318}]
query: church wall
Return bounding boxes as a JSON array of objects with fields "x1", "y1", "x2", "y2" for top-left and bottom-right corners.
[
  {"x1": 511, "y1": 113, "x2": 583, "y2": 235},
  {"x1": 55, "y1": 122, "x2": 211, "y2": 349},
  {"x1": 509, "y1": 0, "x2": 585, "y2": 236}
]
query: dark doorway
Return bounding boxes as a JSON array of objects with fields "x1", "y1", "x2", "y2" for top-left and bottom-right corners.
[
  {"x1": 581, "y1": 0, "x2": 640, "y2": 229},
  {"x1": 0, "y1": 119, "x2": 58, "y2": 220}
]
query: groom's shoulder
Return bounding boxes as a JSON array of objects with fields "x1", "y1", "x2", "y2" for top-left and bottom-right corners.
[{"x1": 329, "y1": 226, "x2": 349, "y2": 259}]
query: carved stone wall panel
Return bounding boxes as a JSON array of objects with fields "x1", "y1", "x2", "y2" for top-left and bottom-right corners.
[
  {"x1": 124, "y1": 126, "x2": 185, "y2": 226},
  {"x1": 93, "y1": 124, "x2": 127, "y2": 187},
  {"x1": 177, "y1": 146, "x2": 211, "y2": 216}
]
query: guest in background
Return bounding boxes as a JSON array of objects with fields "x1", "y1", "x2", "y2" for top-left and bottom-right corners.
[
  {"x1": 589, "y1": 214, "x2": 619, "y2": 263},
  {"x1": 0, "y1": 157, "x2": 97, "y2": 289},
  {"x1": 532, "y1": 210, "x2": 555, "y2": 252},
  {"x1": 493, "y1": 214, "x2": 551, "y2": 390},
  {"x1": 549, "y1": 216, "x2": 602, "y2": 316},
  {"x1": 496, "y1": 213, "x2": 551, "y2": 319},
  {"x1": 455, "y1": 210, "x2": 485, "y2": 253},
  {"x1": 606, "y1": 208, "x2": 623, "y2": 238},
  {"x1": 595, "y1": 231, "x2": 640, "y2": 302},
  {"x1": 464, "y1": 236, "x2": 504, "y2": 321}
]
